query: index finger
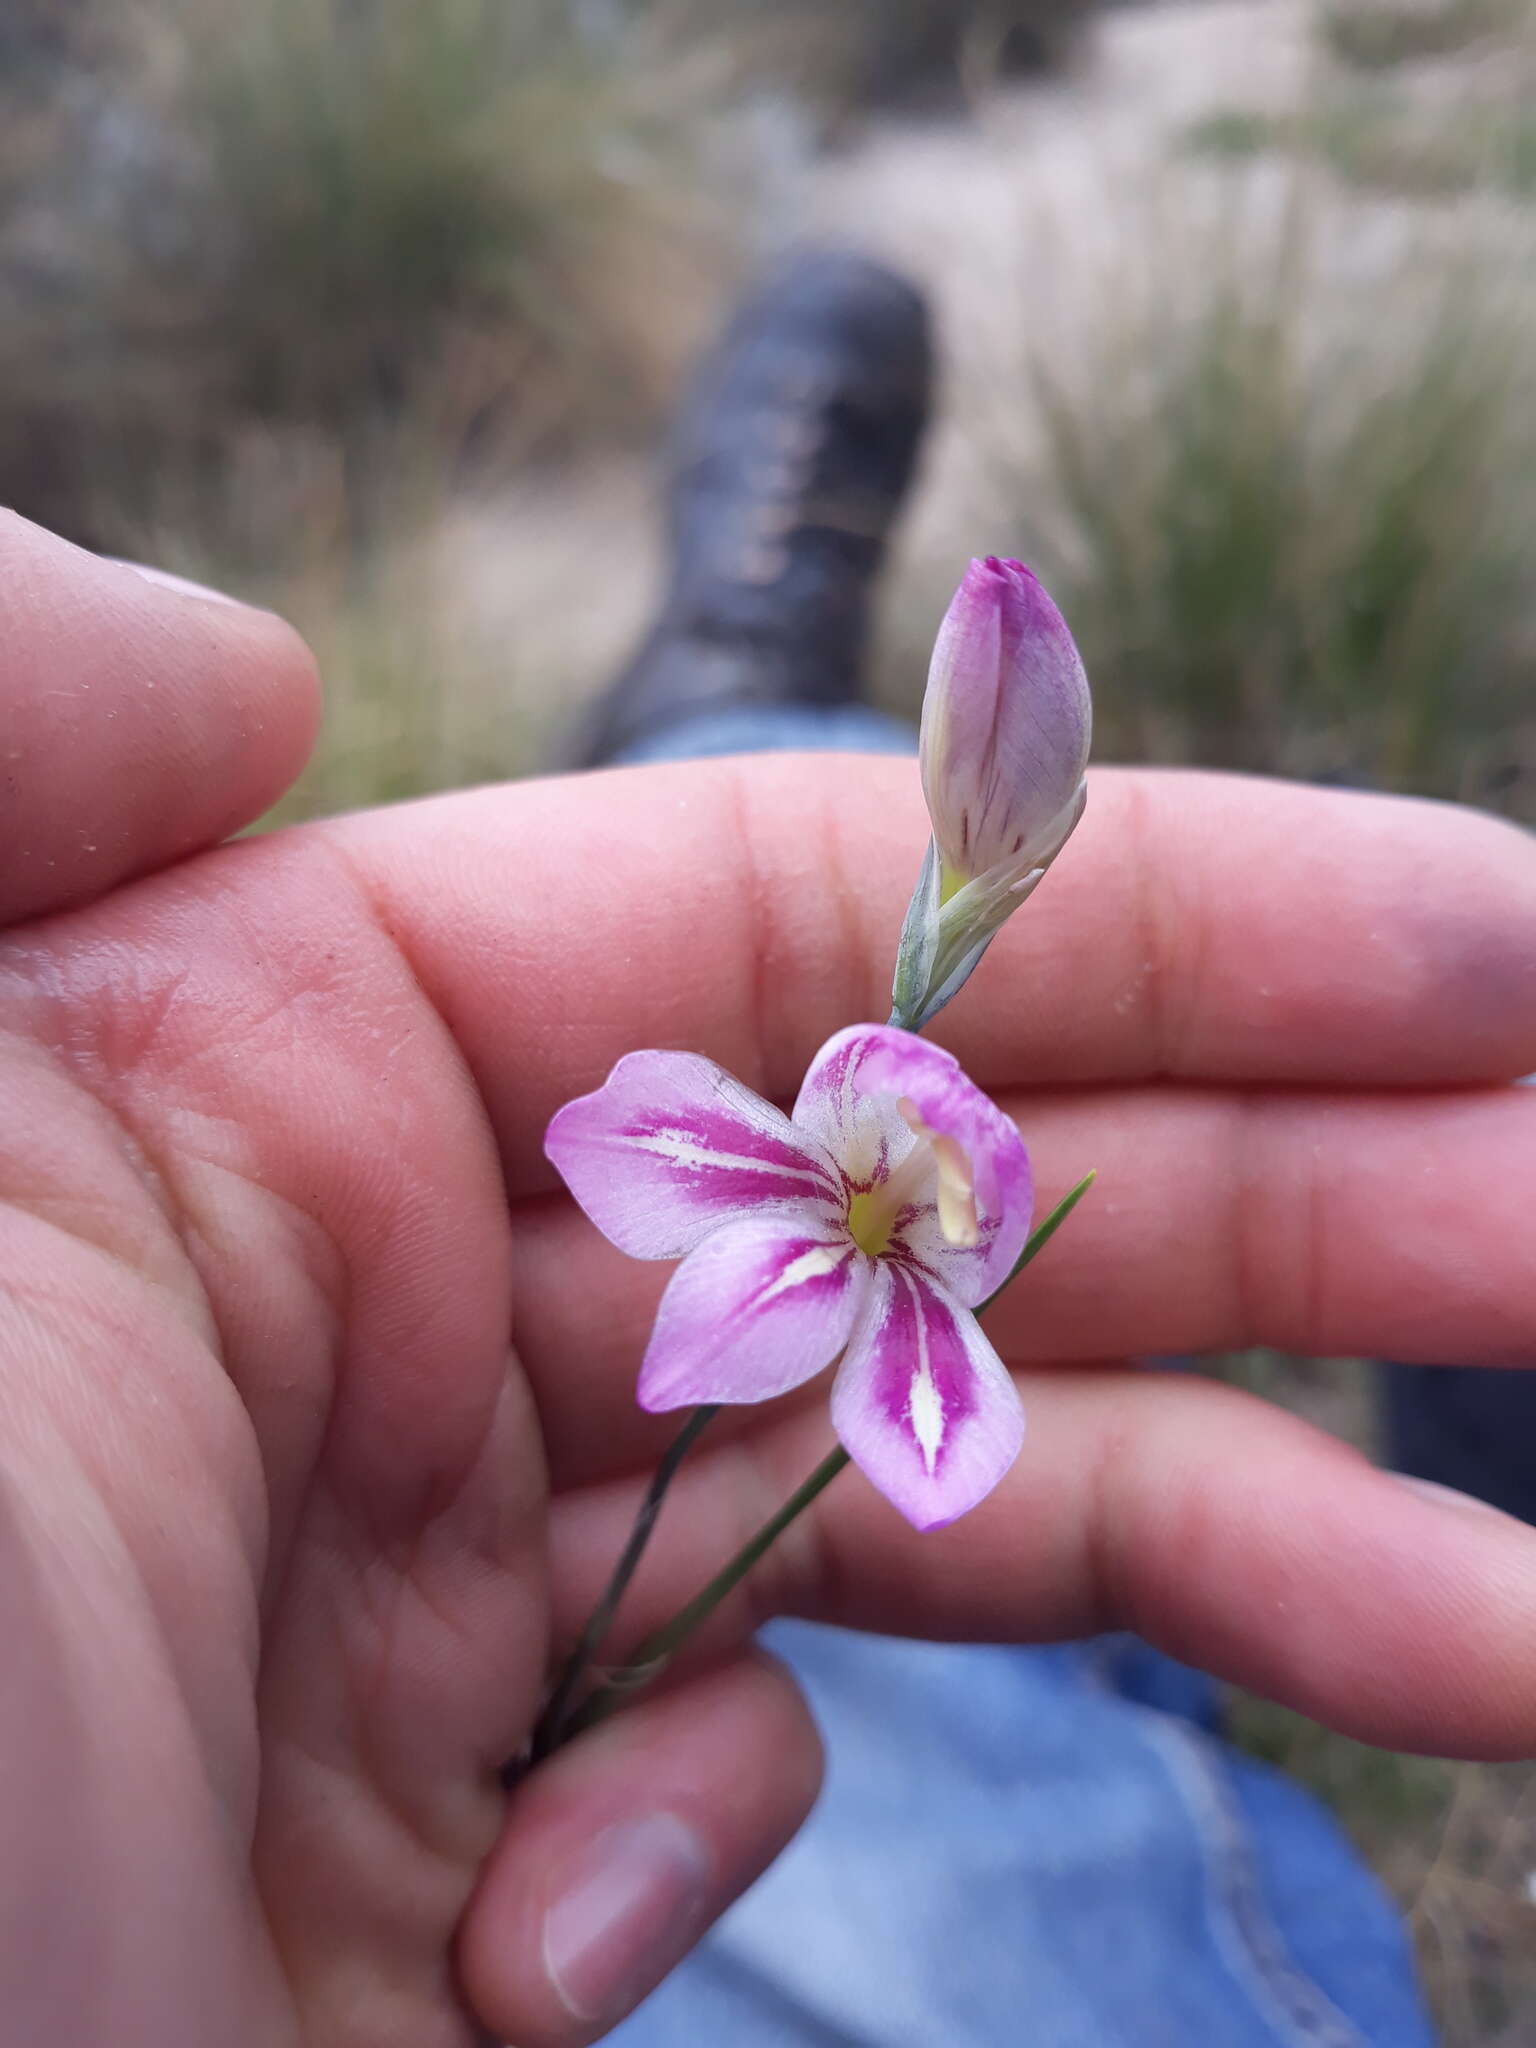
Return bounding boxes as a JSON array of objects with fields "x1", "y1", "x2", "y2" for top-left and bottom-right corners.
[
  {"x1": 547, "y1": 1369, "x2": 1536, "y2": 1761},
  {"x1": 326, "y1": 758, "x2": 1536, "y2": 1191}
]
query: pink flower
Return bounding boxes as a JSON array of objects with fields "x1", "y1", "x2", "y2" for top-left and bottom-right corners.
[
  {"x1": 921, "y1": 555, "x2": 1090, "y2": 892},
  {"x1": 893, "y1": 557, "x2": 1090, "y2": 1032},
  {"x1": 546, "y1": 1024, "x2": 1032, "y2": 1530}
]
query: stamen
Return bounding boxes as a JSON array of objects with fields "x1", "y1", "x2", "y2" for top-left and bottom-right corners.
[
  {"x1": 899, "y1": 1099, "x2": 979, "y2": 1249},
  {"x1": 845, "y1": 1100, "x2": 981, "y2": 1257},
  {"x1": 929, "y1": 1134, "x2": 980, "y2": 1248}
]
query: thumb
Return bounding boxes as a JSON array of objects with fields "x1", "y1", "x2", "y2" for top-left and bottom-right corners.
[
  {"x1": 459, "y1": 1652, "x2": 822, "y2": 2046},
  {"x1": 0, "y1": 511, "x2": 319, "y2": 927}
]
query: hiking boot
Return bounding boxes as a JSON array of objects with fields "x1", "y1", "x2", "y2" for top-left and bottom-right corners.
[{"x1": 574, "y1": 248, "x2": 933, "y2": 766}]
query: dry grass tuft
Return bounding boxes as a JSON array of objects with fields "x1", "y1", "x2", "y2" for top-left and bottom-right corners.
[
  {"x1": 0, "y1": 0, "x2": 739, "y2": 553},
  {"x1": 1318, "y1": 0, "x2": 1528, "y2": 70},
  {"x1": 966, "y1": 226, "x2": 1536, "y2": 815}
]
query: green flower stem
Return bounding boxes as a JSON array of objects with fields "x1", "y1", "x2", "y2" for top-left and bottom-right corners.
[
  {"x1": 530, "y1": 1403, "x2": 720, "y2": 1763},
  {"x1": 561, "y1": 1442, "x2": 854, "y2": 1744},
  {"x1": 555, "y1": 1172, "x2": 1096, "y2": 1748},
  {"x1": 976, "y1": 1171, "x2": 1096, "y2": 1315}
]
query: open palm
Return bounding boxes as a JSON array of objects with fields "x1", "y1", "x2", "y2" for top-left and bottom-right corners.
[{"x1": 3, "y1": 513, "x2": 1535, "y2": 2048}]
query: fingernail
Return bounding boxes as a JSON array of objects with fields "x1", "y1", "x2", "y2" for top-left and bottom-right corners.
[
  {"x1": 542, "y1": 1813, "x2": 712, "y2": 2024},
  {"x1": 1391, "y1": 1474, "x2": 1514, "y2": 1522}
]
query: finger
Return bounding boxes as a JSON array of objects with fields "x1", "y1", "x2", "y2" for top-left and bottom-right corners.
[
  {"x1": 325, "y1": 759, "x2": 1536, "y2": 1192},
  {"x1": 547, "y1": 1371, "x2": 1536, "y2": 1760},
  {"x1": 0, "y1": 512, "x2": 320, "y2": 925},
  {"x1": 507, "y1": 1079, "x2": 1536, "y2": 1486},
  {"x1": 459, "y1": 1652, "x2": 821, "y2": 2048}
]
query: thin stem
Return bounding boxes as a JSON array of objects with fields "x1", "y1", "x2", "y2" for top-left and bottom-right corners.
[
  {"x1": 976, "y1": 1171, "x2": 1096, "y2": 1315},
  {"x1": 562, "y1": 1444, "x2": 854, "y2": 1743},
  {"x1": 553, "y1": 1172, "x2": 1098, "y2": 1749},
  {"x1": 536, "y1": 1187, "x2": 1097, "y2": 1761},
  {"x1": 530, "y1": 1404, "x2": 720, "y2": 1763}
]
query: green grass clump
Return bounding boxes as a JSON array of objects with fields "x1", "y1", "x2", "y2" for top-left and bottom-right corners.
[
  {"x1": 987, "y1": 262, "x2": 1535, "y2": 814},
  {"x1": 1318, "y1": 0, "x2": 1526, "y2": 70},
  {"x1": 0, "y1": 0, "x2": 730, "y2": 553},
  {"x1": 176, "y1": 0, "x2": 704, "y2": 432},
  {"x1": 1184, "y1": 109, "x2": 1289, "y2": 162},
  {"x1": 1187, "y1": 97, "x2": 1536, "y2": 201},
  {"x1": 256, "y1": 560, "x2": 525, "y2": 825},
  {"x1": 1230, "y1": 1696, "x2": 1454, "y2": 1837}
]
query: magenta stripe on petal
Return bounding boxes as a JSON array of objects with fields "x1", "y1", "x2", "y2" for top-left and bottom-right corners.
[
  {"x1": 546, "y1": 1048, "x2": 841, "y2": 1259},
  {"x1": 794, "y1": 1023, "x2": 1031, "y2": 1304},
  {"x1": 792, "y1": 1026, "x2": 883, "y2": 1151},
  {"x1": 792, "y1": 1025, "x2": 926, "y2": 1190},
  {"x1": 638, "y1": 1215, "x2": 870, "y2": 1410},
  {"x1": 617, "y1": 1102, "x2": 840, "y2": 1213},
  {"x1": 853, "y1": 1031, "x2": 1026, "y2": 1223},
  {"x1": 868, "y1": 1262, "x2": 979, "y2": 1442},
  {"x1": 831, "y1": 1261, "x2": 1024, "y2": 1530}
]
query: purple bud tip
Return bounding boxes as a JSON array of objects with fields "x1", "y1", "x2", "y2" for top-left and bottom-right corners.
[{"x1": 919, "y1": 552, "x2": 1092, "y2": 883}]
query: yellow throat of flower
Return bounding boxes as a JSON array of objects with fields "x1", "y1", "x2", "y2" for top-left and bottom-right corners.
[
  {"x1": 846, "y1": 1100, "x2": 980, "y2": 1257},
  {"x1": 846, "y1": 1188, "x2": 894, "y2": 1258}
]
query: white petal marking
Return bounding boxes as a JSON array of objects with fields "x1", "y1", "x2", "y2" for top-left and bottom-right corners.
[
  {"x1": 617, "y1": 1129, "x2": 832, "y2": 1189},
  {"x1": 756, "y1": 1242, "x2": 852, "y2": 1306},
  {"x1": 903, "y1": 1268, "x2": 947, "y2": 1474},
  {"x1": 897, "y1": 1098, "x2": 978, "y2": 1248}
]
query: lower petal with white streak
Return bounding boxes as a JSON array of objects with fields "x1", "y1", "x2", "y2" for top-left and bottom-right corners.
[
  {"x1": 831, "y1": 1261, "x2": 1024, "y2": 1531},
  {"x1": 639, "y1": 1214, "x2": 871, "y2": 1412}
]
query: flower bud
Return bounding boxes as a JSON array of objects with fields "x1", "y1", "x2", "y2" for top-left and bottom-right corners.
[
  {"x1": 891, "y1": 557, "x2": 1091, "y2": 1033},
  {"x1": 919, "y1": 555, "x2": 1090, "y2": 894}
]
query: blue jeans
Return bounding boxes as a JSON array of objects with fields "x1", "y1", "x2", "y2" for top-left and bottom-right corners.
[
  {"x1": 609, "y1": 704, "x2": 1437, "y2": 2046},
  {"x1": 614, "y1": 1629, "x2": 1432, "y2": 2047},
  {"x1": 612, "y1": 703, "x2": 919, "y2": 764}
]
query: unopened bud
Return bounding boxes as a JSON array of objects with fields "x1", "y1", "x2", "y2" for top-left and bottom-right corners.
[{"x1": 892, "y1": 557, "x2": 1091, "y2": 1032}]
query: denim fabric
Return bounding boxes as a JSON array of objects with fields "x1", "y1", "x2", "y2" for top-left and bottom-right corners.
[
  {"x1": 610, "y1": 703, "x2": 919, "y2": 764},
  {"x1": 612, "y1": 1627, "x2": 1436, "y2": 2048},
  {"x1": 606, "y1": 702, "x2": 1436, "y2": 2046},
  {"x1": 1383, "y1": 1360, "x2": 1536, "y2": 1523}
]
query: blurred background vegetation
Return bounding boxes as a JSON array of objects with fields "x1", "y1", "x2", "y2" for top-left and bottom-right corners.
[
  {"x1": 4, "y1": 0, "x2": 1534, "y2": 2035},
  {"x1": 6, "y1": 0, "x2": 1532, "y2": 821}
]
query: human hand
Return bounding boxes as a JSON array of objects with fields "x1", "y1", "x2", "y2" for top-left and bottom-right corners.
[{"x1": 2, "y1": 512, "x2": 1534, "y2": 2048}]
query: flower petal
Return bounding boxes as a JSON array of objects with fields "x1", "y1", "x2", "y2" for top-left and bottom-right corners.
[
  {"x1": 639, "y1": 1215, "x2": 870, "y2": 1411},
  {"x1": 791, "y1": 1024, "x2": 920, "y2": 1188},
  {"x1": 546, "y1": 1049, "x2": 841, "y2": 1259},
  {"x1": 831, "y1": 1262, "x2": 1024, "y2": 1531},
  {"x1": 794, "y1": 1024, "x2": 1031, "y2": 1304},
  {"x1": 919, "y1": 555, "x2": 1091, "y2": 886}
]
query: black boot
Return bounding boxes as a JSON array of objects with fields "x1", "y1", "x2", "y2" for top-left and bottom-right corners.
[{"x1": 574, "y1": 248, "x2": 932, "y2": 767}]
